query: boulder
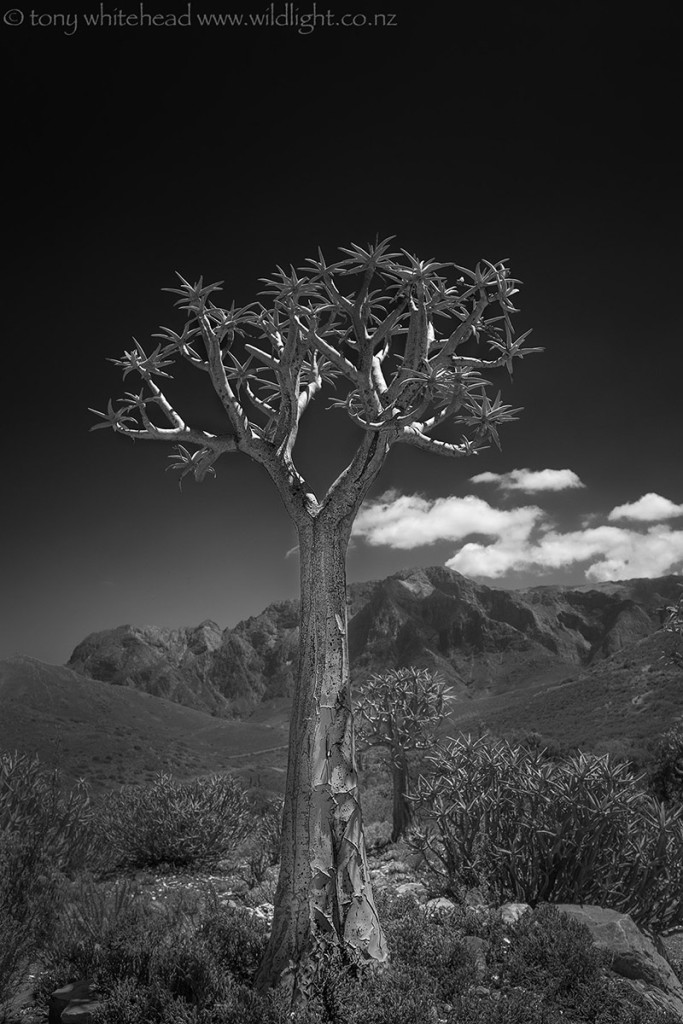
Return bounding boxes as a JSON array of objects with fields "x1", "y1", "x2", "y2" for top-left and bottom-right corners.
[
  {"x1": 61, "y1": 1003, "x2": 101, "y2": 1023},
  {"x1": 500, "y1": 901, "x2": 531, "y2": 925},
  {"x1": 394, "y1": 880, "x2": 429, "y2": 903},
  {"x1": 48, "y1": 979, "x2": 100, "y2": 1024},
  {"x1": 425, "y1": 896, "x2": 458, "y2": 916},
  {"x1": 554, "y1": 904, "x2": 683, "y2": 1021}
]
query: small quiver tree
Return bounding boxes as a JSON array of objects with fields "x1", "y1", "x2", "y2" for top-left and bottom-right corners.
[
  {"x1": 90, "y1": 237, "x2": 539, "y2": 1002},
  {"x1": 354, "y1": 667, "x2": 457, "y2": 842}
]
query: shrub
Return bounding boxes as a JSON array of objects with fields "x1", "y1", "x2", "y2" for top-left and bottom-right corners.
[
  {"x1": 405, "y1": 733, "x2": 683, "y2": 932},
  {"x1": 41, "y1": 878, "x2": 270, "y2": 1002},
  {"x1": 0, "y1": 749, "x2": 97, "y2": 876},
  {"x1": 362, "y1": 819, "x2": 393, "y2": 853},
  {"x1": 0, "y1": 828, "x2": 66, "y2": 1014},
  {"x1": 377, "y1": 893, "x2": 478, "y2": 1002},
  {"x1": 40, "y1": 877, "x2": 170, "y2": 992},
  {"x1": 0, "y1": 749, "x2": 98, "y2": 1013},
  {"x1": 284, "y1": 932, "x2": 436, "y2": 1024},
  {"x1": 91, "y1": 977, "x2": 293, "y2": 1024},
  {"x1": 197, "y1": 896, "x2": 270, "y2": 986},
  {"x1": 256, "y1": 796, "x2": 283, "y2": 867},
  {"x1": 41, "y1": 874, "x2": 160, "y2": 984},
  {"x1": 41, "y1": 886, "x2": 287, "y2": 1024},
  {"x1": 90, "y1": 772, "x2": 257, "y2": 871},
  {"x1": 229, "y1": 794, "x2": 283, "y2": 888},
  {"x1": 500, "y1": 728, "x2": 572, "y2": 763},
  {"x1": 647, "y1": 724, "x2": 683, "y2": 805},
  {"x1": 358, "y1": 779, "x2": 392, "y2": 825}
]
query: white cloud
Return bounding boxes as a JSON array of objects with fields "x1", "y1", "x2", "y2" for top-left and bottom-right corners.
[
  {"x1": 447, "y1": 524, "x2": 683, "y2": 581},
  {"x1": 470, "y1": 468, "x2": 585, "y2": 492},
  {"x1": 608, "y1": 492, "x2": 683, "y2": 523},
  {"x1": 352, "y1": 492, "x2": 545, "y2": 550},
  {"x1": 354, "y1": 489, "x2": 683, "y2": 583}
]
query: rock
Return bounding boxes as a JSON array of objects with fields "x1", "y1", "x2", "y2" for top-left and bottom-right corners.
[
  {"x1": 61, "y1": 1002, "x2": 101, "y2": 1023},
  {"x1": 394, "y1": 881, "x2": 429, "y2": 902},
  {"x1": 500, "y1": 902, "x2": 531, "y2": 925},
  {"x1": 554, "y1": 904, "x2": 683, "y2": 1021},
  {"x1": 469, "y1": 984, "x2": 493, "y2": 998},
  {"x1": 48, "y1": 979, "x2": 100, "y2": 1024},
  {"x1": 384, "y1": 860, "x2": 413, "y2": 876},
  {"x1": 425, "y1": 897, "x2": 457, "y2": 916}
]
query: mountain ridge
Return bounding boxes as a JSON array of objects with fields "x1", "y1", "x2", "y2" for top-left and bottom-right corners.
[
  {"x1": 65, "y1": 567, "x2": 682, "y2": 714},
  {"x1": 2, "y1": 568, "x2": 682, "y2": 797}
]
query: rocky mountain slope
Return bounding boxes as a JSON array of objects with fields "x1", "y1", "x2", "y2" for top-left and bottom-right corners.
[{"x1": 66, "y1": 567, "x2": 683, "y2": 718}]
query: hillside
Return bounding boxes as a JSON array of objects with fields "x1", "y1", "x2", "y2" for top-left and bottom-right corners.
[
  {"x1": 0, "y1": 656, "x2": 289, "y2": 801},
  {"x1": 440, "y1": 628, "x2": 683, "y2": 764}
]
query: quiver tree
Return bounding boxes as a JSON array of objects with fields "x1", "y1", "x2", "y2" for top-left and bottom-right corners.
[
  {"x1": 90, "y1": 237, "x2": 540, "y2": 1001},
  {"x1": 354, "y1": 667, "x2": 457, "y2": 842}
]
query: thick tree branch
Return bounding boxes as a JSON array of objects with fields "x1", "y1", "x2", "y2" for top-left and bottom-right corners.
[
  {"x1": 395, "y1": 426, "x2": 484, "y2": 457},
  {"x1": 322, "y1": 425, "x2": 396, "y2": 522},
  {"x1": 199, "y1": 313, "x2": 255, "y2": 448}
]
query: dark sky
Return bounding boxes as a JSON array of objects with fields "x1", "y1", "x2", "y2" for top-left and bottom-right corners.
[{"x1": 2, "y1": 2, "x2": 681, "y2": 664}]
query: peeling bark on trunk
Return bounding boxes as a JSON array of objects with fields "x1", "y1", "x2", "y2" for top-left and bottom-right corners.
[
  {"x1": 391, "y1": 749, "x2": 414, "y2": 843},
  {"x1": 254, "y1": 516, "x2": 388, "y2": 999}
]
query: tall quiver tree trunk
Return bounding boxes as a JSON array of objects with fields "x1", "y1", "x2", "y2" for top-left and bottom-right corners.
[{"x1": 254, "y1": 511, "x2": 387, "y2": 998}]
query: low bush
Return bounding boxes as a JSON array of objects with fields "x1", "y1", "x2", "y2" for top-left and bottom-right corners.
[
  {"x1": 379, "y1": 893, "x2": 478, "y2": 1002},
  {"x1": 647, "y1": 724, "x2": 683, "y2": 805},
  {"x1": 500, "y1": 728, "x2": 575, "y2": 763},
  {"x1": 255, "y1": 796, "x2": 283, "y2": 867},
  {"x1": 405, "y1": 733, "x2": 683, "y2": 933},
  {"x1": 358, "y1": 779, "x2": 392, "y2": 825},
  {"x1": 0, "y1": 749, "x2": 97, "y2": 876},
  {"x1": 90, "y1": 977, "x2": 293, "y2": 1024},
  {"x1": 0, "y1": 829, "x2": 66, "y2": 1015},
  {"x1": 41, "y1": 878, "x2": 270, "y2": 999},
  {"x1": 90, "y1": 772, "x2": 257, "y2": 872},
  {"x1": 38, "y1": 881, "x2": 678, "y2": 1024},
  {"x1": 40, "y1": 874, "x2": 160, "y2": 985},
  {"x1": 0, "y1": 749, "x2": 99, "y2": 1014}
]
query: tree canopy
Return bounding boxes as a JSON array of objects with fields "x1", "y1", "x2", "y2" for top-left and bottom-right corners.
[{"x1": 91, "y1": 237, "x2": 541, "y2": 520}]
